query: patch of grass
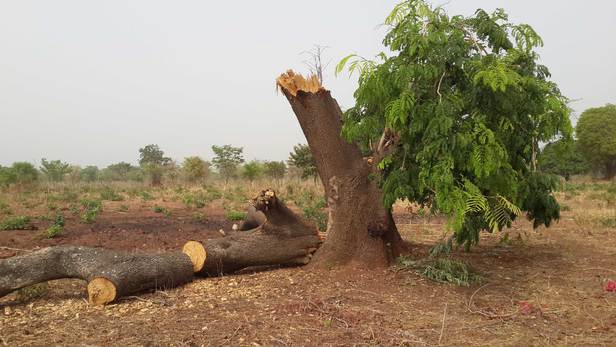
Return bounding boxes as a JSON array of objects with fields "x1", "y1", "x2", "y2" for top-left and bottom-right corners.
[
  {"x1": 43, "y1": 214, "x2": 65, "y2": 238},
  {"x1": 225, "y1": 210, "x2": 246, "y2": 221},
  {"x1": 0, "y1": 200, "x2": 12, "y2": 215},
  {"x1": 153, "y1": 205, "x2": 171, "y2": 217},
  {"x1": 600, "y1": 217, "x2": 616, "y2": 228},
  {"x1": 0, "y1": 216, "x2": 32, "y2": 231},
  {"x1": 559, "y1": 204, "x2": 571, "y2": 212},
  {"x1": 100, "y1": 186, "x2": 124, "y2": 201},
  {"x1": 139, "y1": 190, "x2": 155, "y2": 201}
]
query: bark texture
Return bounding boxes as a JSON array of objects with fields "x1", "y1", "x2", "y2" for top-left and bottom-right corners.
[
  {"x1": 277, "y1": 71, "x2": 404, "y2": 268},
  {"x1": 0, "y1": 246, "x2": 193, "y2": 304},
  {"x1": 192, "y1": 189, "x2": 322, "y2": 275}
]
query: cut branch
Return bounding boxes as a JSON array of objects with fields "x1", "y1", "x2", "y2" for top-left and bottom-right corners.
[{"x1": 0, "y1": 190, "x2": 321, "y2": 304}]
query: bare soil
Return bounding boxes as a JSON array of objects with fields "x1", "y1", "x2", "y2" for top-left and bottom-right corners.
[{"x1": 1, "y1": 199, "x2": 615, "y2": 346}]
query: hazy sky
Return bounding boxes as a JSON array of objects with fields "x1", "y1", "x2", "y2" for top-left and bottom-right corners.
[{"x1": 1, "y1": 1, "x2": 615, "y2": 167}]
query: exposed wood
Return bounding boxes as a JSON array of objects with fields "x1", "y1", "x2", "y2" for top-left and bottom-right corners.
[
  {"x1": 0, "y1": 189, "x2": 321, "y2": 304},
  {"x1": 186, "y1": 189, "x2": 322, "y2": 276},
  {"x1": 0, "y1": 246, "x2": 194, "y2": 305},
  {"x1": 277, "y1": 70, "x2": 405, "y2": 268}
]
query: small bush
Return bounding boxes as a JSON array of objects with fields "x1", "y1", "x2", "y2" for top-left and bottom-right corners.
[
  {"x1": 80, "y1": 199, "x2": 102, "y2": 224},
  {"x1": 302, "y1": 197, "x2": 328, "y2": 231},
  {"x1": 43, "y1": 214, "x2": 65, "y2": 238},
  {"x1": 225, "y1": 210, "x2": 246, "y2": 221},
  {"x1": 100, "y1": 186, "x2": 123, "y2": 201},
  {"x1": 192, "y1": 211, "x2": 207, "y2": 222},
  {"x1": 0, "y1": 216, "x2": 32, "y2": 231}
]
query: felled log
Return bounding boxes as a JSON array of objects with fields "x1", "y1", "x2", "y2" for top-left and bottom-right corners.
[
  {"x1": 0, "y1": 189, "x2": 320, "y2": 305},
  {"x1": 0, "y1": 247, "x2": 193, "y2": 305},
  {"x1": 182, "y1": 189, "x2": 322, "y2": 276}
]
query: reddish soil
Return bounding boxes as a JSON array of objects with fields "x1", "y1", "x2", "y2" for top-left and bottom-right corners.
[{"x1": 1, "y1": 200, "x2": 616, "y2": 346}]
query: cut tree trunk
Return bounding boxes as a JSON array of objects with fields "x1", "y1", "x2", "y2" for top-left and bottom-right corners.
[
  {"x1": 0, "y1": 246, "x2": 194, "y2": 305},
  {"x1": 0, "y1": 190, "x2": 320, "y2": 305},
  {"x1": 276, "y1": 71, "x2": 404, "y2": 268},
  {"x1": 183, "y1": 189, "x2": 322, "y2": 276}
]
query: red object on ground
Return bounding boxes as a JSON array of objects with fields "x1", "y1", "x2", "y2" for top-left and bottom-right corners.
[
  {"x1": 518, "y1": 301, "x2": 534, "y2": 314},
  {"x1": 606, "y1": 280, "x2": 616, "y2": 292}
]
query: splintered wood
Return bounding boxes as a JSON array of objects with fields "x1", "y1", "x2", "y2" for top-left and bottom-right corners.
[{"x1": 276, "y1": 70, "x2": 322, "y2": 96}]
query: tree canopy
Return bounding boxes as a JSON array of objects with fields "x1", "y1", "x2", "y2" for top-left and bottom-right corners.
[
  {"x1": 576, "y1": 104, "x2": 616, "y2": 179},
  {"x1": 182, "y1": 156, "x2": 210, "y2": 182},
  {"x1": 211, "y1": 145, "x2": 244, "y2": 183},
  {"x1": 337, "y1": 0, "x2": 571, "y2": 248},
  {"x1": 288, "y1": 144, "x2": 317, "y2": 179},
  {"x1": 40, "y1": 159, "x2": 71, "y2": 182},
  {"x1": 139, "y1": 144, "x2": 171, "y2": 185},
  {"x1": 538, "y1": 139, "x2": 588, "y2": 180}
]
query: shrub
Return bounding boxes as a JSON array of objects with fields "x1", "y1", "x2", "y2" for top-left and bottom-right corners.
[
  {"x1": 10, "y1": 162, "x2": 39, "y2": 185},
  {"x1": 44, "y1": 214, "x2": 64, "y2": 238},
  {"x1": 40, "y1": 159, "x2": 71, "y2": 182},
  {"x1": 192, "y1": 211, "x2": 207, "y2": 222},
  {"x1": 80, "y1": 199, "x2": 102, "y2": 224},
  {"x1": 0, "y1": 216, "x2": 32, "y2": 231}
]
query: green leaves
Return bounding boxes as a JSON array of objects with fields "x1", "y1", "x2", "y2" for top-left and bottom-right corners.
[{"x1": 338, "y1": 0, "x2": 570, "y2": 248}]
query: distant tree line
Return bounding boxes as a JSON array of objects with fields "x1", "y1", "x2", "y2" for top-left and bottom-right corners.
[
  {"x1": 539, "y1": 104, "x2": 616, "y2": 180},
  {"x1": 0, "y1": 143, "x2": 318, "y2": 187}
]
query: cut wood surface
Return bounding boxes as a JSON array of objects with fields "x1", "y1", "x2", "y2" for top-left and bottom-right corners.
[{"x1": 0, "y1": 189, "x2": 320, "y2": 305}]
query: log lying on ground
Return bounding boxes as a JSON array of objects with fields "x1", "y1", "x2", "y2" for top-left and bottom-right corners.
[
  {"x1": 0, "y1": 189, "x2": 320, "y2": 304},
  {"x1": 183, "y1": 189, "x2": 322, "y2": 276},
  {"x1": 0, "y1": 247, "x2": 193, "y2": 305}
]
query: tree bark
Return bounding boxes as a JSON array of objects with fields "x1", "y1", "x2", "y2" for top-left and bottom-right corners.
[
  {"x1": 0, "y1": 246, "x2": 194, "y2": 305},
  {"x1": 184, "y1": 189, "x2": 321, "y2": 275},
  {"x1": 276, "y1": 71, "x2": 404, "y2": 268},
  {"x1": 0, "y1": 189, "x2": 321, "y2": 304}
]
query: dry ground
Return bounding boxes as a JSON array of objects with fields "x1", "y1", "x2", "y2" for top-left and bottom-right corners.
[{"x1": 1, "y1": 186, "x2": 615, "y2": 346}]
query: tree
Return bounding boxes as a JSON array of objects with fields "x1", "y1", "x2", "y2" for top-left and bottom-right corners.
[
  {"x1": 40, "y1": 159, "x2": 71, "y2": 182},
  {"x1": 0, "y1": 166, "x2": 16, "y2": 187},
  {"x1": 211, "y1": 145, "x2": 244, "y2": 183},
  {"x1": 263, "y1": 161, "x2": 287, "y2": 181},
  {"x1": 539, "y1": 139, "x2": 588, "y2": 180},
  {"x1": 139, "y1": 144, "x2": 171, "y2": 185},
  {"x1": 10, "y1": 162, "x2": 39, "y2": 185},
  {"x1": 182, "y1": 156, "x2": 210, "y2": 183},
  {"x1": 277, "y1": 0, "x2": 570, "y2": 267},
  {"x1": 288, "y1": 144, "x2": 317, "y2": 179},
  {"x1": 80, "y1": 166, "x2": 100, "y2": 182},
  {"x1": 242, "y1": 161, "x2": 263, "y2": 183},
  {"x1": 576, "y1": 104, "x2": 616, "y2": 179},
  {"x1": 100, "y1": 162, "x2": 135, "y2": 181}
]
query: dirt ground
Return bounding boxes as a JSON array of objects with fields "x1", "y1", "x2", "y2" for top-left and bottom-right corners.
[{"x1": 1, "y1": 196, "x2": 615, "y2": 346}]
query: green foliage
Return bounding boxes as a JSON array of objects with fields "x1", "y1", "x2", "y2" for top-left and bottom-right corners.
[
  {"x1": 288, "y1": 144, "x2": 317, "y2": 179},
  {"x1": 211, "y1": 145, "x2": 244, "y2": 182},
  {"x1": 139, "y1": 190, "x2": 155, "y2": 201},
  {"x1": 100, "y1": 162, "x2": 140, "y2": 181},
  {"x1": 44, "y1": 214, "x2": 64, "y2": 238},
  {"x1": 539, "y1": 138, "x2": 589, "y2": 180},
  {"x1": 153, "y1": 205, "x2": 171, "y2": 217},
  {"x1": 263, "y1": 161, "x2": 287, "y2": 180},
  {"x1": 0, "y1": 216, "x2": 31, "y2": 231},
  {"x1": 6, "y1": 162, "x2": 39, "y2": 186},
  {"x1": 182, "y1": 156, "x2": 210, "y2": 182},
  {"x1": 139, "y1": 144, "x2": 172, "y2": 185},
  {"x1": 80, "y1": 166, "x2": 100, "y2": 182},
  {"x1": 192, "y1": 211, "x2": 207, "y2": 222},
  {"x1": 80, "y1": 199, "x2": 102, "y2": 224},
  {"x1": 100, "y1": 186, "x2": 123, "y2": 201},
  {"x1": 576, "y1": 104, "x2": 616, "y2": 179},
  {"x1": 301, "y1": 197, "x2": 328, "y2": 231},
  {"x1": 40, "y1": 158, "x2": 71, "y2": 182},
  {"x1": 338, "y1": 0, "x2": 571, "y2": 247},
  {"x1": 242, "y1": 160, "x2": 263, "y2": 182},
  {"x1": 225, "y1": 210, "x2": 246, "y2": 221}
]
